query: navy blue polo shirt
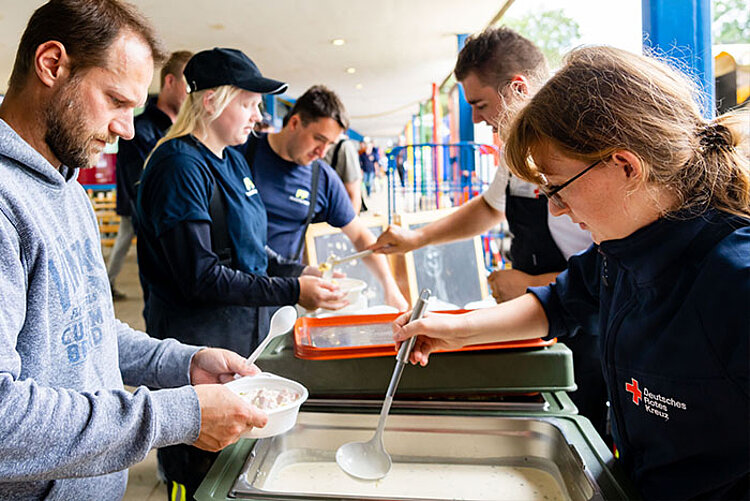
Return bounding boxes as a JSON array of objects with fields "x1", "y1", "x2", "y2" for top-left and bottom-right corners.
[
  {"x1": 359, "y1": 150, "x2": 378, "y2": 174},
  {"x1": 239, "y1": 134, "x2": 355, "y2": 260},
  {"x1": 115, "y1": 99, "x2": 171, "y2": 216},
  {"x1": 137, "y1": 136, "x2": 269, "y2": 300}
]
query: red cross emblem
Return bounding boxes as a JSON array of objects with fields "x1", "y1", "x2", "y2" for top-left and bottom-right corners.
[{"x1": 625, "y1": 378, "x2": 642, "y2": 405}]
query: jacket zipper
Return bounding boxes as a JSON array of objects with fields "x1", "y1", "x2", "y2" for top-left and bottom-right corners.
[
  {"x1": 605, "y1": 298, "x2": 636, "y2": 450},
  {"x1": 598, "y1": 247, "x2": 609, "y2": 287},
  {"x1": 599, "y1": 247, "x2": 635, "y2": 459}
]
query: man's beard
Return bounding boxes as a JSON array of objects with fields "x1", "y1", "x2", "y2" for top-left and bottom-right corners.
[{"x1": 44, "y1": 79, "x2": 110, "y2": 169}]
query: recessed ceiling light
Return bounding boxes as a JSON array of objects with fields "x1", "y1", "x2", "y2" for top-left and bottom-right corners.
[
  {"x1": 346, "y1": 67, "x2": 356, "y2": 74},
  {"x1": 355, "y1": 83, "x2": 363, "y2": 90},
  {"x1": 331, "y1": 39, "x2": 345, "y2": 46}
]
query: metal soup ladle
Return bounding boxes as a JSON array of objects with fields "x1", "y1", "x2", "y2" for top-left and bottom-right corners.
[{"x1": 335, "y1": 289, "x2": 432, "y2": 480}]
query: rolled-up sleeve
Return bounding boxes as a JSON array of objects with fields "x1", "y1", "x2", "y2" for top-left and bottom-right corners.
[{"x1": 528, "y1": 247, "x2": 601, "y2": 341}]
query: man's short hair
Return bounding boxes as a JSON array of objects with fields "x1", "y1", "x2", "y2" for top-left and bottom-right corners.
[
  {"x1": 8, "y1": 0, "x2": 167, "y2": 92},
  {"x1": 286, "y1": 85, "x2": 349, "y2": 130},
  {"x1": 160, "y1": 50, "x2": 193, "y2": 88},
  {"x1": 454, "y1": 27, "x2": 548, "y2": 88}
]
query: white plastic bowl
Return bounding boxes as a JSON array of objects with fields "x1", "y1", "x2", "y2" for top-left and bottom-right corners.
[
  {"x1": 332, "y1": 277, "x2": 367, "y2": 304},
  {"x1": 225, "y1": 372, "x2": 308, "y2": 439},
  {"x1": 297, "y1": 278, "x2": 370, "y2": 317}
]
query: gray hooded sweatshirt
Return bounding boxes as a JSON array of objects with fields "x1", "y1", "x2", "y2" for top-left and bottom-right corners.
[{"x1": 0, "y1": 119, "x2": 202, "y2": 500}]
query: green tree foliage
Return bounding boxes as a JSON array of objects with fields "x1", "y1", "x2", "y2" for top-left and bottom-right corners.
[
  {"x1": 713, "y1": 0, "x2": 750, "y2": 43},
  {"x1": 503, "y1": 9, "x2": 581, "y2": 69}
]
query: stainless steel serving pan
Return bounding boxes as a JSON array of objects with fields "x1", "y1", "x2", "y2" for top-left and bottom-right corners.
[{"x1": 231, "y1": 412, "x2": 609, "y2": 501}]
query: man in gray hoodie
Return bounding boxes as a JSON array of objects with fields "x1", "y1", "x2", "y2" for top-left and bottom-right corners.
[{"x1": 0, "y1": 1, "x2": 267, "y2": 500}]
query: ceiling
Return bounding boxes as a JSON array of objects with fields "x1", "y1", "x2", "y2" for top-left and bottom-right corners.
[{"x1": 0, "y1": 0, "x2": 509, "y2": 139}]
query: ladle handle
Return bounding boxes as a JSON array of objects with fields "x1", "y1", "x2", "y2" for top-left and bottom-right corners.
[
  {"x1": 333, "y1": 248, "x2": 374, "y2": 265},
  {"x1": 396, "y1": 289, "x2": 431, "y2": 364},
  {"x1": 378, "y1": 289, "x2": 431, "y2": 421}
]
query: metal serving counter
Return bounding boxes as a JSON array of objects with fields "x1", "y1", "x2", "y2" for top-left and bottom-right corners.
[{"x1": 196, "y1": 333, "x2": 638, "y2": 500}]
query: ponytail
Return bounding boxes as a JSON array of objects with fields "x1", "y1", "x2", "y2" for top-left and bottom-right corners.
[{"x1": 682, "y1": 112, "x2": 750, "y2": 218}]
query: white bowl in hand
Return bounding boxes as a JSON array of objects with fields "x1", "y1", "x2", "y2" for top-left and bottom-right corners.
[
  {"x1": 331, "y1": 277, "x2": 367, "y2": 305},
  {"x1": 225, "y1": 372, "x2": 308, "y2": 438}
]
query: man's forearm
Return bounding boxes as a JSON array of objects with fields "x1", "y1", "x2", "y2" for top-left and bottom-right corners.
[
  {"x1": 416, "y1": 196, "x2": 504, "y2": 247},
  {"x1": 344, "y1": 181, "x2": 362, "y2": 213},
  {"x1": 344, "y1": 220, "x2": 400, "y2": 290},
  {"x1": 530, "y1": 271, "x2": 561, "y2": 287},
  {"x1": 351, "y1": 230, "x2": 398, "y2": 288}
]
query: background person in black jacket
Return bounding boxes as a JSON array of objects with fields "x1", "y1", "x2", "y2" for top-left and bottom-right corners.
[{"x1": 107, "y1": 50, "x2": 192, "y2": 300}]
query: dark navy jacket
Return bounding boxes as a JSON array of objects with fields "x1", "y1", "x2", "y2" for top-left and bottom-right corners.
[
  {"x1": 531, "y1": 210, "x2": 750, "y2": 500},
  {"x1": 136, "y1": 136, "x2": 303, "y2": 357},
  {"x1": 115, "y1": 99, "x2": 171, "y2": 216}
]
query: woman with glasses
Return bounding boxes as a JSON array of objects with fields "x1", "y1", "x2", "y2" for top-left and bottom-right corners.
[{"x1": 393, "y1": 46, "x2": 749, "y2": 500}]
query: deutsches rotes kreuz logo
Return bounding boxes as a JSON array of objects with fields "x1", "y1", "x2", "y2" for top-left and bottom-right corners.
[
  {"x1": 290, "y1": 188, "x2": 310, "y2": 206},
  {"x1": 625, "y1": 378, "x2": 687, "y2": 422},
  {"x1": 243, "y1": 177, "x2": 257, "y2": 197}
]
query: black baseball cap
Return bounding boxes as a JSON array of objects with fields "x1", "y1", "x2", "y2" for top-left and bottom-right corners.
[{"x1": 183, "y1": 48, "x2": 287, "y2": 95}]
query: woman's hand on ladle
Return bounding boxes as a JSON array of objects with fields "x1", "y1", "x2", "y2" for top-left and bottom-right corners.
[{"x1": 392, "y1": 311, "x2": 472, "y2": 366}]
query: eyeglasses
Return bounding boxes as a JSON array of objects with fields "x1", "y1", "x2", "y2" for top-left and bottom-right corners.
[{"x1": 538, "y1": 158, "x2": 605, "y2": 209}]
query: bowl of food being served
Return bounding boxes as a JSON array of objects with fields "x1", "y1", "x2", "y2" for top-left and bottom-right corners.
[
  {"x1": 331, "y1": 277, "x2": 367, "y2": 305},
  {"x1": 225, "y1": 373, "x2": 309, "y2": 438}
]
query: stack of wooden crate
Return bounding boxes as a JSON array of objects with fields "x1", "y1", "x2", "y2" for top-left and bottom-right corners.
[{"x1": 87, "y1": 190, "x2": 120, "y2": 247}]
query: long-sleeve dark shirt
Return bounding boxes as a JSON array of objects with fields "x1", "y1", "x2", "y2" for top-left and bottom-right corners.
[{"x1": 115, "y1": 99, "x2": 172, "y2": 216}]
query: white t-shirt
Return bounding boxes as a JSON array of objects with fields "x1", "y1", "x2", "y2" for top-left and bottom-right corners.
[
  {"x1": 481, "y1": 162, "x2": 591, "y2": 260},
  {"x1": 481, "y1": 163, "x2": 509, "y2": 211},
  {"x1": 547, "y1": 210, "x2": 592, "y2": 259}
]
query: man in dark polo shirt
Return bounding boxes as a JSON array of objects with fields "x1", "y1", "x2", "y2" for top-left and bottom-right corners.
[
  {"x1": 107, "y1": 50, "x2": 192, "y2": 299},
  {"x1": 238, "y1": 85, "x2": 407, "y2": 310}
]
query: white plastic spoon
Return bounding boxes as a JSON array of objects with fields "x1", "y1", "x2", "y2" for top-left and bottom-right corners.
[{"x1": 247, "y1": 305, "x2": 297, "y2": 367}]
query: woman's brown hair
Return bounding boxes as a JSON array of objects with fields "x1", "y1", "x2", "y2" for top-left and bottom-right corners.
[{"x1": 503, "y1": 46, "x2": 749, "y2": 218}]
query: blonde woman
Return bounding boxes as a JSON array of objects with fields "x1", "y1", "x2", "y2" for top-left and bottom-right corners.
[
  {"x1": 393, "y1": 46, "x2": 749, "y2": 500},
  {"x1": 135, "y1": 48, "x2": 346, "y2": 500}
]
